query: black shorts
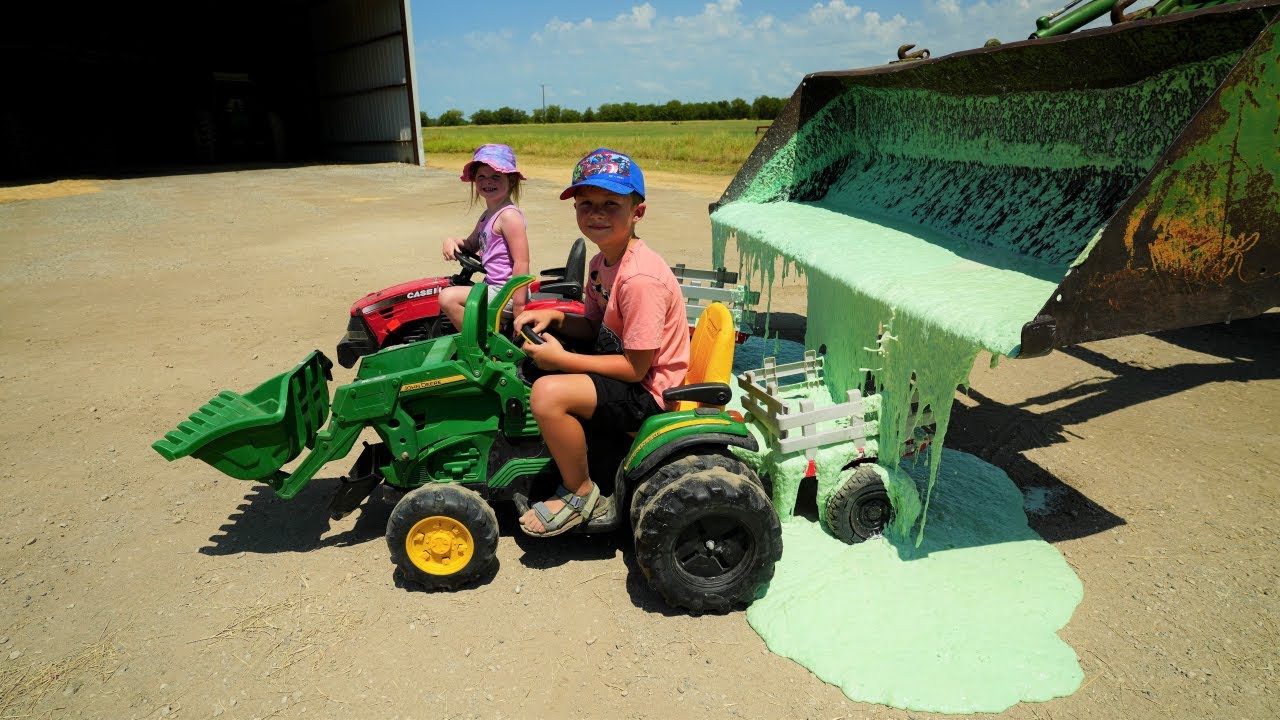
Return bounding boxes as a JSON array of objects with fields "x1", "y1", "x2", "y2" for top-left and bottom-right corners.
[{"x1": 588, "y1": 373, "x2": 664, "y2": 435}]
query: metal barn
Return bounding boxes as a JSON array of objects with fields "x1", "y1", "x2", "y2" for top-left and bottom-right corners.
[{"x1": 2, "y1": 0, "x2": 422, "y2": 179}]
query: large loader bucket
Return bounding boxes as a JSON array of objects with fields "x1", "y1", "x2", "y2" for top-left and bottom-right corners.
[
  {"x1": 152, "y1": 351, "x2": 334, "y2": 481},
  {"x1": 711, "y1": 0, "x2": 1279, "y2": 357}
]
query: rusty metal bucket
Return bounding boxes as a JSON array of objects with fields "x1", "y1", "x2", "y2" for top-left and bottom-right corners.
[{"x1": 712, "y1": 1, "x2": 1278, "y2": 357}]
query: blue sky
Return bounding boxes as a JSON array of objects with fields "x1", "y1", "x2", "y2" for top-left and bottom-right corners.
[{"x1": 408, "y1": 0, "x2": 1069, "y2": 117}]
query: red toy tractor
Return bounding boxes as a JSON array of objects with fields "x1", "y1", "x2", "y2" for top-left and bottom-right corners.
[
  {"x1": 336, "y1": 239, "x2": 589, "y2": 368},
  {"x1": 335, "y1": 237, "x2": 759, "y2": 369}
]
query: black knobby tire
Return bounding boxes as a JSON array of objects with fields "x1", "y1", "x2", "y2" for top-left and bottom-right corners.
[
  {"x1": 633, "y1": 466, "x2": 782, "y2": 613},
  {"x1": 395, "y1": 318, "x2": 440, "y2": 345},
  {"x1": 386, "y1": 484, "x2": 498, "y2": 591},
  {"x1": 425, "y1": 316, "x2": 455, "y2": 340},
  {"x1": 825, "y1": 464, "x2": 893, "y2": 544},
  {"x1": 629, "y1": 450, "x2": 758, "y2": 529}
]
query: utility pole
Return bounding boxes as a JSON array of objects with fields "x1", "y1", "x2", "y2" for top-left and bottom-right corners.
[{"x1": 540, "y1": 84, "x2": 547, "y2": 123}]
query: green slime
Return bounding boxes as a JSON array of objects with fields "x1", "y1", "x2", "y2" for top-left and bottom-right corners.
[
  {"x1": 718, "y1": 206, "x2": 989, "y2": 544},
  {"x1": 746, "y1": 449, "x2": 1084, "y2": 714},
  {"x1": 711, "y1": 54, "x2": 1238, "y2": 542},
  {"x1": 695, "y1": 51, "x2": 1247, "y2": 713}
]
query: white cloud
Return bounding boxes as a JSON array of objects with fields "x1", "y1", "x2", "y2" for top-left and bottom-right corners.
[
  {"x1": 806, "y1": 1, "x2": 864, "y2": 24},
  {"x1": 418, "y1": 1, "x2": 1093, "y2": 116},
  {"x1": 914, "y1": 0, "x2": 1050, "y2": 50},
  {"x1": 935, "y1": 0, "x2": 963, "y2": 17},
  {"x1": 535, "y1": 3, "x2": 659, "y2": 42},
  {"x1": 462, "y1": 29, "x2": 515, "y2": 50},
  {"x1": 624, "y1": 3, "x2": 657, "y2": 29}
]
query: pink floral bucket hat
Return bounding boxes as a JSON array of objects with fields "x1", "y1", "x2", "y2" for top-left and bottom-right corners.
[{"x1": 461, "y1": 143, "x2": 526, "y2": 182}]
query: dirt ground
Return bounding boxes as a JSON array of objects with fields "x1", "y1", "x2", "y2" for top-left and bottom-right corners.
[{"x1": 0, "y1": 161, "x2": 1276, "y2": 720}]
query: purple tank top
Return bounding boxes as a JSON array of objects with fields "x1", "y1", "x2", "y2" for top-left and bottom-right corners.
[{"x1": 478, "y1": 205, "x2": 521, "y2": 287}]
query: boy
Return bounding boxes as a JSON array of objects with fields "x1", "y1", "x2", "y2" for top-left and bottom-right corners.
[{"x1": 513, "y1": 148, "x2": 690, "y2": 537}]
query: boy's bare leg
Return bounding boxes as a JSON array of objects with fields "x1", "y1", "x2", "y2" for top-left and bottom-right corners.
[{"x1": 520, "y1": 374, "x2": 597, "y2": 533}]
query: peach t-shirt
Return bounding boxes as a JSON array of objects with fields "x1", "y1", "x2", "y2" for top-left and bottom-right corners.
[{"x1": 584, "y1": 239, "x2": 690, "y2": 408}]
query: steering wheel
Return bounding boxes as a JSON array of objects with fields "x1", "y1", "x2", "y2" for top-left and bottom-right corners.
[
  {"x1": 456, "y1": 250, "x2": 485, "y2": 276},
  {"x1": 519, "y1": 324, "x2": 546, "y2": 346}
]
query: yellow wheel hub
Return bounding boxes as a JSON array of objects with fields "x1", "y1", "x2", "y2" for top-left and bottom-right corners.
[{"x1": 405, "y1": 515, "x2": 474, "y2": 575}]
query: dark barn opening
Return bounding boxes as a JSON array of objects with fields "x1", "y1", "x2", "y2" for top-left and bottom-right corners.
[{"x1": 3, "y1": 0, "x2": 420, "y2": 180}]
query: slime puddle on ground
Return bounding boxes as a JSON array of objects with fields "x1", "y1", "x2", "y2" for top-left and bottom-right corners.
[{"x1": 747, "y1": 449, "x2": 1083, "y2": 714}]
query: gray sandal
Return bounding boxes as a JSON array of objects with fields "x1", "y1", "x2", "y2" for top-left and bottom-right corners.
[{"x1": 520, "y1": 483, "x2": 601, "y2": 537}]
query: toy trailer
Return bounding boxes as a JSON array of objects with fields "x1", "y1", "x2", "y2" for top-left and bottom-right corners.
[{"x1": 733, "y1": 350, "x2": 934, "y2": 545}]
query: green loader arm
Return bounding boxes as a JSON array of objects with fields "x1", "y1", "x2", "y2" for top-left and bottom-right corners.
[
  {"x1": 268, "y1": 419, "x2": 365, "y2": 499},
  {"x1": 1032, "y1": 0, "x2": 1238, "y2": 38}
]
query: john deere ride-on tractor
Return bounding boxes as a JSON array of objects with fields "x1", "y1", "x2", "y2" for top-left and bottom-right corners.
[{"x1": 153, "y1": 276, "x2": 782, "y2": 613}]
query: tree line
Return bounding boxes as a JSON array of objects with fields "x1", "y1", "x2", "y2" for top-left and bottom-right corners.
[{"x1": 421, "y1": 95, "x2": 787, "y2": 127}]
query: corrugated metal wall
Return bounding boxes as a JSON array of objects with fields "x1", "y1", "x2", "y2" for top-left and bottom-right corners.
[
  {"x1": 310, "y1": 0, "x2": 422, "y2": 164},
  {"x1": 2, "y1": 0, "x2": 423, "y2": 177}
]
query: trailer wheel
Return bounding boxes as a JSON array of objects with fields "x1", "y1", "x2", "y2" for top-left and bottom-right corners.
[
  {"x1": 633, "y1": 466, "x2": 781, "y2": 613},
  {"x1": 387, "y1": 484, "x2": 497, "y2": 591},
  {"x1": 629, "y1": 450, "x2": 758, "y2": 529},
  {"x1": 825, "y1": 464, "x2": 892, "y2": 544}
]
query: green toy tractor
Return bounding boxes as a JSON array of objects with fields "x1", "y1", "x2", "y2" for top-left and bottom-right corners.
[{"x1": 153, "y1": 276, "x2": 782, "y2": 613}]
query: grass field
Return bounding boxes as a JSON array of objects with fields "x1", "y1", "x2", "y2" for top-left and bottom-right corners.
[{"x1": 421, "y1": 119, "x2": 770, "y2": 175}]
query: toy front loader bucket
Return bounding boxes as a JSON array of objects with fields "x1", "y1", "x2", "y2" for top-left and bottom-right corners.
[
  {"x1": 152, "y1": 351, "x2": 334, "y2": 481},
  {"x1": 712, "y1": 1, "x2": 1279, "y2": 357}
]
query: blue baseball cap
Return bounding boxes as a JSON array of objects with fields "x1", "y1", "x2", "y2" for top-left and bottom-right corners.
[{"x1": 559, "y1": 148, "x2": 645, "y2": 201}]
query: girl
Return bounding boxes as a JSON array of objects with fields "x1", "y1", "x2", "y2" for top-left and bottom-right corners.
[{"x1": 439, "y1": 143, "x2": 530, "y2": 330}]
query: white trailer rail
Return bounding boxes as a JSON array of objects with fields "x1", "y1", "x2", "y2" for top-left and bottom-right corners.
[
  {"x1": 736, "y1": 350, "x2": 874, "y2": 459},
  {"x1": 670, "y1": 264, "x2": 759, "y2": 338}
]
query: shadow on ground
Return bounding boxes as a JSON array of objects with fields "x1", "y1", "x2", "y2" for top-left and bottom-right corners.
[
  {"x1": 503, "y1": 501, "x2": 686, "y2": 614},
  {"x1": 754, "y1": 311, "x2": 1278, "y2": 544},
  {"x1": 1, "y1": 161, "x2": 325, "y2": 188},
  {"x1": 199, "y1": 477, "x2": 393, "y2": 556},
  {"x1": 947, "y1": 312, "x2": 1279, "y2": 543}
]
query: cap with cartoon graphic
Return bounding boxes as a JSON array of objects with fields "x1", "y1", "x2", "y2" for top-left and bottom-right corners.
[{"x1": 559, "y1": 148, "x2": 645, "y2": 201}]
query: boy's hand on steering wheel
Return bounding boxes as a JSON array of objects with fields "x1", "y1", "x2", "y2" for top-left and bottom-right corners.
[
  {"x1": 512, "y1": 308, "x2": 557, "y2": 336},
  {"x1": 513, "y1": 310, "x2": 565, "y2": 369},
  {"x1": 520, "y1": 330, "x2": 564, "y2": 369}
]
